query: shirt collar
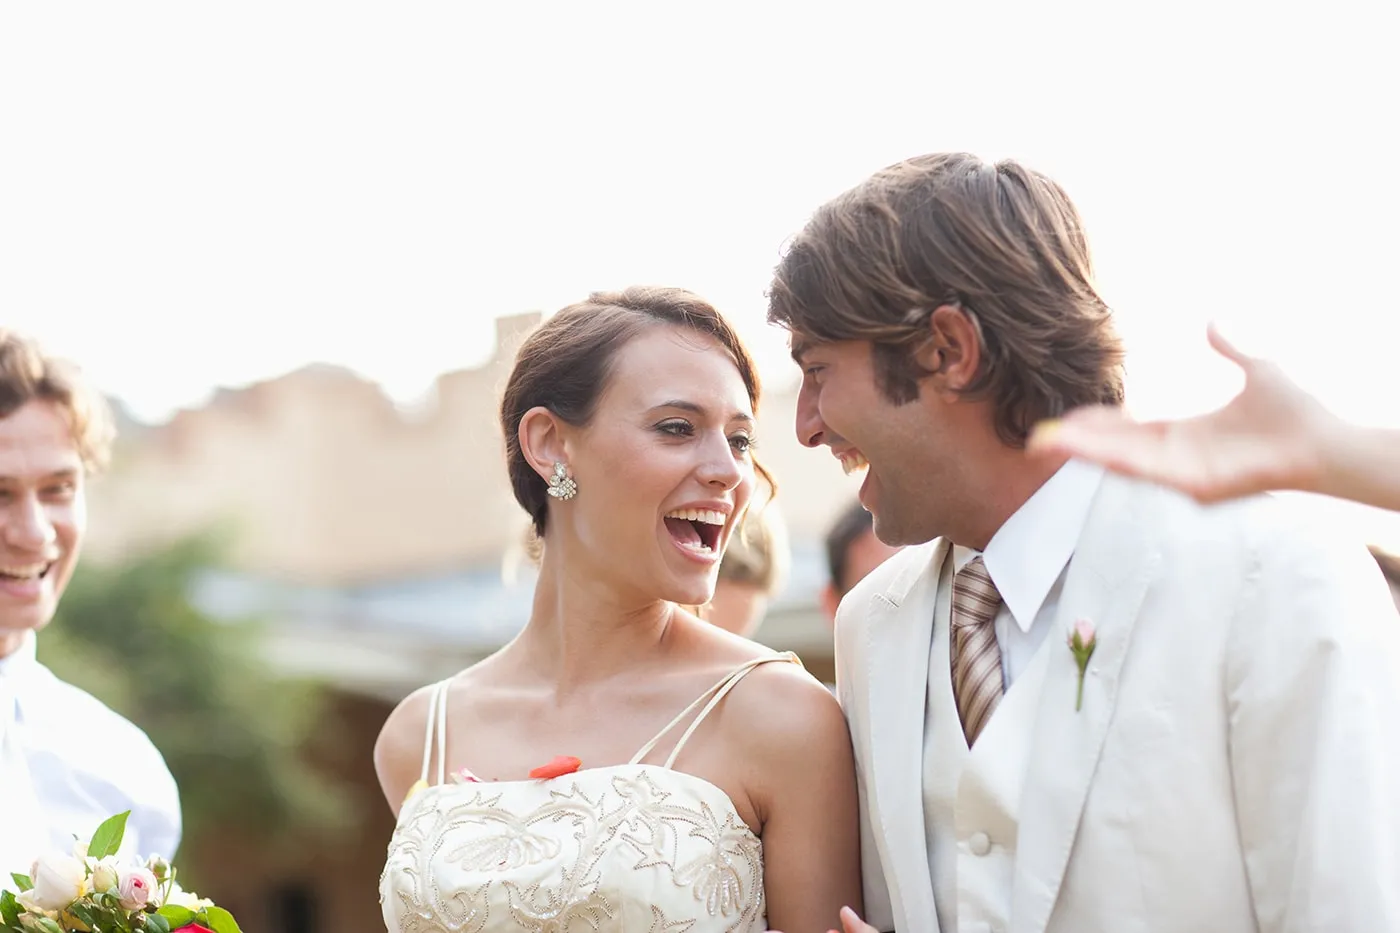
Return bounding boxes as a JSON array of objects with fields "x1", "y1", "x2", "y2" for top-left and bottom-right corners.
[
  {"x1": 952, "y1": 459, "x2": 1105, "y2": 633},
  {"x1": 0, "y1": 631, "x2": 39, "y2": 727},
  {"x1": 0, "y1": 630, "x2": 38, "y2": 678}
]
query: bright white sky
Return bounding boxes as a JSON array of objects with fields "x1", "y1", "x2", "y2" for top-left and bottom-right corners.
[{"x1": 3, "y1": 1, "x2": 1399, "y2": 543}]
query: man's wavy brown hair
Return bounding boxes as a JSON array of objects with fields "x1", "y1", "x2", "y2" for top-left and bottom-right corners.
[{"x1": 768, "y1": 152, "x2": 1125, "y2": 446}]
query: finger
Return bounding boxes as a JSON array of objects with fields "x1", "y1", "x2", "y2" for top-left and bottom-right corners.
[
  {"x1": 1027, "y1": 407, "x2": 1128, "y2": 452},
  {"x1": 840, "y1": 905, "x2": 879, "y2": 933},
  {"x1": 1028, "y1": 408, "x2": 1142, "y2": 457}
]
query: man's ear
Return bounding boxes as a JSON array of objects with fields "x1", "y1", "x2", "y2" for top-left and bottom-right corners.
[
  {"x1": 912, "y1": 303, "x2": 983, "y2": 393},
  {"x1": 519, "y1": 407, "x2": 572, "y2": 481}
]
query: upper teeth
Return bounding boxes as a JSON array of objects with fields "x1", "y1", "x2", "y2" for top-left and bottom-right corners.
[
  {"x1": 840, "y1": 451, "x2": 870, "y2": 475},
  {"x1": 0, "y1": 564, "x2": 48, "y2": 578},
  {"x1": 665, "y1": 509, "x2": 727, "y2": 526}
]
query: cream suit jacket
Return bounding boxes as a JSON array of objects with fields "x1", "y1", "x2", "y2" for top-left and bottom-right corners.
[{"x1": 836, "y1": 474, "x2": 1400, "y2": 933}]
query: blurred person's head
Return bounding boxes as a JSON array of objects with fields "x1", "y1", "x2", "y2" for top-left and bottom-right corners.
[
  {"x1": 820, "y1": 501, "x2": 901, "y2": 622},
  {"x1": 706, "y1": 500, "x2": 789, "y2": 638},
  {"x1": 0, "y1": 330, "x2": 114, "y2": 657},
  {"x1": 769, "y1": 152, "x2": 1125, "y2": 550},
  {"x1": 500, "y1": 287, "x2": 772, "y2": 610}
]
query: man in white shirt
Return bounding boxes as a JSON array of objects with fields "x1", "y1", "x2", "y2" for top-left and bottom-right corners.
[
  {"x1": 0, "y1": 329, "x2": 181, "y2": 874},
  {"x1": 767, "y1": 153, "x2": 1400, "y2": 932}
]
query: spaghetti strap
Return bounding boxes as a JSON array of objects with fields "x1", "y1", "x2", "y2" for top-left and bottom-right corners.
[
  {"x1": 628, "y1": 652, "x2": 800, "y2": 769},
  {"x1": 418, "y1": 679, "x2": 452, "y2": 786}
]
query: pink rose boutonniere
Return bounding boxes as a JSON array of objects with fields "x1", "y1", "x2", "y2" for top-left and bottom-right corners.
[{"x1": 1068, "y1": 618, "x2": 1097, "y2": 712}]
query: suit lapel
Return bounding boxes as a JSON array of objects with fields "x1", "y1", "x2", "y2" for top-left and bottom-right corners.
[
  {"x1": 1011, "y1": 478, "x2": 1162, "y2": 933},
  {"x1": 866, "y1": 540, "x2": 946, "y2": 932}
]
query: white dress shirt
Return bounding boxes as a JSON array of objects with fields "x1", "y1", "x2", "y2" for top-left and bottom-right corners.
[
  {"x1": 921, "y1": 459, "x2": 1104, "y2": 930},
  {"x1": 949, "y1": 459, "x2": 1105, "y2": 687},
  {"x1": 0, "y1": 632, "x2": 182, "y2": 874}
]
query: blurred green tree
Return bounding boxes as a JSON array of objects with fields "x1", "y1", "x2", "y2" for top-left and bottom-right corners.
[{"x1": 36, "y1": 532, "x2": 362, "y2": 869}]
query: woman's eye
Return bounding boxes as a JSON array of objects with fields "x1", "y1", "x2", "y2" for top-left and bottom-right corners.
[
  {"x1": 658, "y1": 421, "x2": 693, "y2": 437},
  {"x1": 730, "y1": 435, "x2": 755, "y2": 453}
]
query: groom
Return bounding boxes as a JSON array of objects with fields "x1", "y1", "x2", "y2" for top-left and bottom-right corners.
[
  {"x1": 768, "y1": 153, "x2": 1400, "y2": 931},
  {"x1": 0, "y1": 330, "x2": 181, "y2": 873}
]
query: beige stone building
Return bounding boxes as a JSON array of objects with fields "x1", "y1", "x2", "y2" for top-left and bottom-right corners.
[{"x1": 89, "y1": 312, "x2": 860, "y2": 696}]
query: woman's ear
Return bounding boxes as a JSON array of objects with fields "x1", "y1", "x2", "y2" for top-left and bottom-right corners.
[
  {"x1": 519, "y1": 406, "x2": 571, "y2": 481},
  {"x1": 913, "y1": 303, "x2": 983, "y2": 392}
]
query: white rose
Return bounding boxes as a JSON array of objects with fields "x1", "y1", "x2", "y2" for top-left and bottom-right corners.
[
  {"x1": 90, "y1": 857, "x2": 120, "y2": 894},
  {"x1": 14, "y1": 890, "x2": 48, "y2": 916},
  {"x1": 27, "y1": 853, "x2": 87, "y2": 911}
]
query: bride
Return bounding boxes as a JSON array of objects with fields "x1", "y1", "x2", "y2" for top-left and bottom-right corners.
[{"x1": 376, "y1": 287, "x2": 862, "y2": 933}]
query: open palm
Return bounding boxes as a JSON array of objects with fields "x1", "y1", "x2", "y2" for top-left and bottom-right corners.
[{"x1": 1030, "y1": 325, "x2": 1330, "y2": 504}]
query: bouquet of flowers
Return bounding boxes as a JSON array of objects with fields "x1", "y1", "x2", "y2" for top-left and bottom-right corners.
[{"x1": 0, "y1": 812, "x2": 242, "y2": 933}]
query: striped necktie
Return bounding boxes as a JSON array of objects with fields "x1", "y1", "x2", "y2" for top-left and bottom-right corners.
[{"x1": 950, "y1": 556, "x2": 1004, "y2": 746}]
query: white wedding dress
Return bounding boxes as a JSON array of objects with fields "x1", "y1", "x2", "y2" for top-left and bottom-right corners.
[{"x1": 379, "y1": 654, "x2": 798, "y2": 933}]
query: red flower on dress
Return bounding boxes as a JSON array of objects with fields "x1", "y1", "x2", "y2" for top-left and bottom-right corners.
[{"x1": 528, "y1": 756, "x2": 582, "y2": 779}]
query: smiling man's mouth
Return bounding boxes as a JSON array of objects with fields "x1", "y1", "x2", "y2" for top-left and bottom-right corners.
[
  {"x1": 837, "y1": 449, "x2": 869, "y2": 475},
  {"x1": 0, "y1": 562, "x2": 53, "y2": 582},
  {"x1": 663, "y1": 508, "x2": 726, "y2": 555}
]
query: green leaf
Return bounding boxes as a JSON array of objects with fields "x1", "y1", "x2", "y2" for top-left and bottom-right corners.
[
  {"x1": 66, "y1": 902, "x2": 97, "y2": 925},
  {"x1": 87, "y1": 811, "x2": 131, "y2": 859},
  {"x1": 7, "y1": 875, "x2": 30, "y2": 893},
  {"x1": 202, "y1": 906, "x2": 243, "y2": 933},
  {"x1": 0, "y1": 891, "x2": 20, "y2": 927},
  {"x1": 35, "y1": 917, "x2": 64, "y2": 933},
  {"x1": 156, "y1": 906, "x2": 197, "y2": 928},
  {"x1": 145, "y1": 912, "x2": 171, "y2": 933}
]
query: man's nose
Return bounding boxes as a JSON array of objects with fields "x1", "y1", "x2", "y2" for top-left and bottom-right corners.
[
  {"x1": 4, "y1": 495, "x2": 58, "y2": 551},
  {"x1": 795, "y1": 381, "x2": 828, "y2": 449}
]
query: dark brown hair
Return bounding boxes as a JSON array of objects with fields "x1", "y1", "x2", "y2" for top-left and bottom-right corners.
[
  {"x1": 500, "y1": 286, "x2": 770, "y2": 536},
  {"x1": 0, "y1": 329, "x2": 115, "y2": 473},
  {"x1": 825, "y1": 500, "x2": 876, "y2": 596},
  {"x1": 768, "y1": 152, "x2": 1125, "y2": 446}
]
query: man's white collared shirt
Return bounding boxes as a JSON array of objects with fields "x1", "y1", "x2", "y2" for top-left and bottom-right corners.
[
  {"x1": 950, "y1": 459, "x2": 1106, "y2": 686},
  {"x1": 0, "y1": 633, "x2": 181, "y2": 872}
]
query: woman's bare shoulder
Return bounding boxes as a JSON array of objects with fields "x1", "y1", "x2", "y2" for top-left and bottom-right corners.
[
  {"x1": 372, "y1": 654, "x2": 511, "y2": 814},
  {"x1": 718, "y1": 654, "x2": 852, "y2": 809},
  {"x1": 373, "y1": 682, "x2": 438, "y2": 816}
]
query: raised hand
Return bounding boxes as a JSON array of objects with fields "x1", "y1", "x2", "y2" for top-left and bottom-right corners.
[{"x1": 1028, "y1": 323, "x2": 1335, "y2": 504}]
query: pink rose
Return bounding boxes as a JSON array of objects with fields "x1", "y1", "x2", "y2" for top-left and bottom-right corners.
[
  {"x1": 1070, "y1": 617, "x2": 1096, "y2": 652},
  {"x1": 117, "y1": 866, "x2": 158, "y2": 910},
  {"x1": 1067, "y1": 617, "x2": 1098, "y2": 712}
]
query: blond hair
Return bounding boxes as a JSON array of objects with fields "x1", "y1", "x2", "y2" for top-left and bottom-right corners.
[{"x1": 0, "y1": 329, "x2": 115, "y2": 472}]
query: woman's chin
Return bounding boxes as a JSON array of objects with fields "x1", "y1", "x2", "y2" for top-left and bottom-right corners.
[{"x1": 661, "y1": 579, "x2": 716, "y2": 611}]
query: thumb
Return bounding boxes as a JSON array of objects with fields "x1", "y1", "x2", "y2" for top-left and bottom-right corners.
[{"x1": 1206, "y1": 320, "x2": 1254, "y2": 369}]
